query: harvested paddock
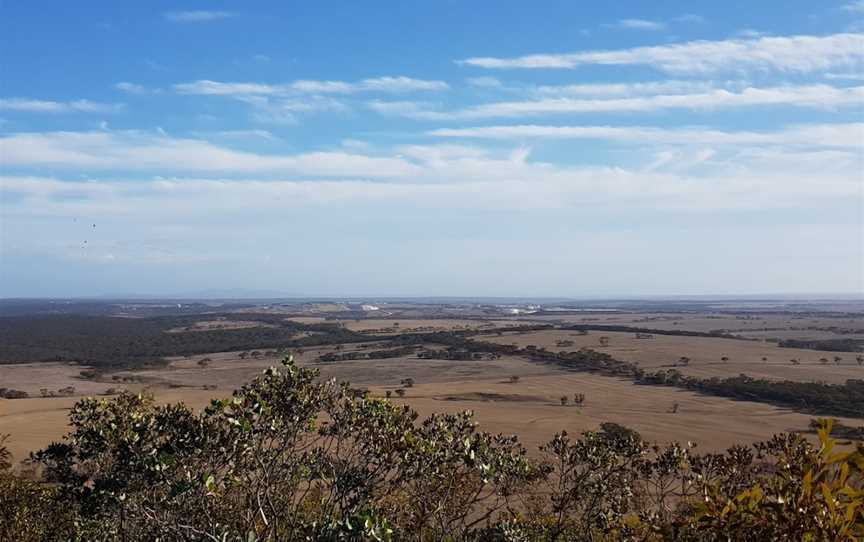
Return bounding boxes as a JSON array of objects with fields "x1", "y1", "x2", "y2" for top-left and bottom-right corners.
[
  {"x1": 4, "y1": 347, "x2": 862, "y2": 466},
  {"x1": 477, "y1": 329, "x2": 864, "y2": 384}
]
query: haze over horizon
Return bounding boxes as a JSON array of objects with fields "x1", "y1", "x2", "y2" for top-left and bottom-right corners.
[{"x1": 1, "y1": 1, "x2": 863, "y2": 297}]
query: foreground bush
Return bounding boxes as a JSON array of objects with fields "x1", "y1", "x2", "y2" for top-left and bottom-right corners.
[{"x1": 1, "y1": 357, "x2": 861, "y2": 540}]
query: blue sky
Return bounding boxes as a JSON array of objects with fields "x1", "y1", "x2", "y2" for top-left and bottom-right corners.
[{"x1": 1, "y1": 1, "x2": 862, "y2": 297}]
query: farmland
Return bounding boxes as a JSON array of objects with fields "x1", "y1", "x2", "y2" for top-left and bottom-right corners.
[{"x1": 1, "y1": 297, "x2": 863, "y2": 466}]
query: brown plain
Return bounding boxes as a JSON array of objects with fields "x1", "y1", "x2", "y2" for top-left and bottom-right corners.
[{"x1": 3, "y1": 336, "x2": 862, "y2": 466}]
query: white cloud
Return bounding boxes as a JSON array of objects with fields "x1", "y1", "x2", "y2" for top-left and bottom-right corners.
[
  {"x1": 613, "y1": 19, "x2": 666, "y2": 31},
  {"x1": 0, "y1": 131, "x2": 417, "y2": 177},
  {"x1": 0, "y1": 98, "x2": 122, "y2": 114},
  {"x1": 240, "y1": 95, "x2": 349, "y2": 124},
  {"x1": 372, "y1": 85, "x2": 864, "y2": 120},
  {"x1": 466, "y1": 76, "x2": 504, "y2": 88},
  {"x1": 341, "y1": 139, "x2": 371, "y2": 151},
  {"x1": 115, "y1": 82, "x2": 161, "y2": 95},
  {"x1": 458, "y1": 33, "x2": 864, "y2": 74},
  {"x1": 191, "y1": 129, "x2": 279, "y2": 141},
  {"x1": 428, "y1": 122, "x2": 864, "y2": 148},
  {"x1": 825, "y1": 72, "x2": 864, "y2": 80},
  {"x1": 163, "y1": 11, "x2": 234, "y2": 23},
  {"x1": 366, "y1": 100, "x2": 439, "y2": 117},
  {"x1": 736, "y1": 29, "x2": 767, "y2": 39},
  {"x1": 672, "y1": 14, "x2": 706, "y2": 24},
  {"x1": 843, "y1": 1, "x2": 864, "y2": 13},
  {"x1": 358, "y1": 76, "x2": 449, "y2": 92},
  {"x1": 174, "y1": 81, "x2": 281, "y2": 96},
  {"x1": 2, "y1": 145, "x2": 859, "y2": 216},
  {"x1": 173, "y1": 76, "x2": 448, "y2": 96},
  {"x1": 531, "y1": 80, "x2": 722, "y2": 97}
]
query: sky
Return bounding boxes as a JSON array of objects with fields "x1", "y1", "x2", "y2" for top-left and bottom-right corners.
[{"x1": 0, "y1": 1, "x2": 863, "y2": 298}]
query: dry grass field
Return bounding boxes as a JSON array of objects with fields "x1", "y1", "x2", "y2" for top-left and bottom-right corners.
[
  {"x1": 3, "y1": 341, "x2": 861, "y2": 466},
  {"x1": 478, "y1": 329, "x2": 864, "y2": 384},
  {"x1": 2, "y1": 308, "x2": 862, "y2": 469},
  {"x1": 165, "y1": 319, "x2": 276, "y2": 333},
  {"x1": 531, "y1": 312, "x2": 864, "y2": 341}
]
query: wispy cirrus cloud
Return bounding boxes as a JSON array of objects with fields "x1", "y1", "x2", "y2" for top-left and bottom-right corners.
[
  {"x1": 163, "y1": 11, "x2": 234, "y2": 23},
  {"x1": 0, "y1": 131, "x2": 417, "y2": 177},
  {"x1": 0, "y1": 98, "x2": 123, "y2": 113},
  {"x1": 608, "y1": 19, "x2": 667, "y2": 31},
  {"x1": 428, "y1": 122, "x2": 864, "y2": 148},
  {"x1": 458, "y1": 33, "x2": 864, "y2": 74},
  {"x1": 597, "y1": 14, "x2": 703, "y2": 33},
  {"x1": 237, "y1": 95, "x2": 349, "y2": 124},
  {"x1": 843, "y1": 1, "x2": 864, "y2": 13},
  {"x1": 371, "y1": 85, "x2": 864, "y2": 120},
  {"x1": 174, "y1": 76, "x2": 449, "y2": 96},
  {"x1": 115, "y1": 82, "x2": 162, "y2": 95},
  {"x1": 2, "y1": 141, "x2": 860, "y2": 215},
  {"x1": 531, "y1": 80, "x2": 723, "y2": 97}
]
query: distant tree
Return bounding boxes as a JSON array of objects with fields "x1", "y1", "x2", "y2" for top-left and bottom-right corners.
[
  {"x1": 857, "y1": 355, "x2": 864, "y2": 367},
  {"x1": 679, "y1": 356, "x2": 691, "y2": 367},
  {"x1": 721, "y1": 356, "x2": 729, "y2": 363},
  {"x1": 401, "y1": 378, "x2": 414, "y2": 388},
  {"x1": 819, "y1": 358, "x2": 829, "y2": 366},
  {"x1": 509, "y1": 375, "x2": 520, "y2": 384},
  {"x1": 761, "y1": 357, "x2": 768, "y2": 362},
  {"x1": 395, "y1": 388, "x2": 406, "y2": 397},
  {"x1": 598, "y1": 336, "x2": 610, "y2": 347},
  {"x1": 573, "y1": 393, "x2": 585, "y2": 406},
  {"x1": 791, "y1": 358, "x2": 800, "y2": 365},
  {"x1": 560, "y1": 396, "x2": 569, "y2": 406},
  {"x1": 238, "y1": 351, "x2": 249, "y2": 360},
  {"x1": 670, "y1": 402, "x2": 680, "y2": 414},
  {"x1": 385, "y1": 390, "x2": 392, "y2": 399},
  {"x1": 197, "y1": 358, "x2": 210, "y2": 367},
  {"x1": 833, "y1": 356, "x2": 842, "y2": 365}
]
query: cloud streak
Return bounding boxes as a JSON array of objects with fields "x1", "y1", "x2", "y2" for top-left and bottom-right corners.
[
  {"x1": 428, "y1": 123, "x2": 864, "y2": 148},
  {"x1": 612, "y1": 19, "x2": 666, "y2": 31},
  {"x1": 371, "y1": 85, "x2": 864, "y2": 120},
  {"x1": 458, "y1": 33, "x2": 864, "y2": 74},
  {"x1": 163, "y1": 11, "x2": 234, "y2": 23},
  {"x1": 0, "y1": 131, "x2": 417, "y2": 177},
  {"x1": 0, "y1": 98, "x2": 123, "y2": 113},
  {"x1": 174, "y1": 76, "x2": 449, "y2": 96}
]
